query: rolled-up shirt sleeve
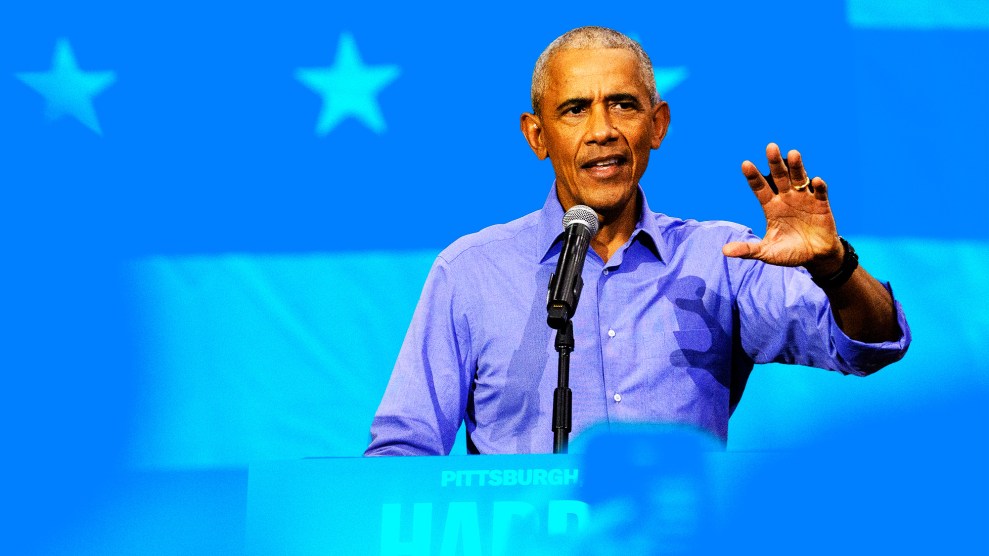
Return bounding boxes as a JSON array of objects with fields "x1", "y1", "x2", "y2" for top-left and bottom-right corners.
[
  {"x1": 730, "y1": 230, "x2": 911, "y2": 376},
  {"x1": 364, "y1": 256, "x2": 473, "y2": 456},
  {"x1": 826, "y1": 282, "x2": 911, "y2": 376}
]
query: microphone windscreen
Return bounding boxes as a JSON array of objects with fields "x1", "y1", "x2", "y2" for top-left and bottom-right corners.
[{"x1": 562, "y1": 205, "x2": 600, "y2": 237}]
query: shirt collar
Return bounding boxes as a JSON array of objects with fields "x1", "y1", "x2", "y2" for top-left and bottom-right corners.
[{"x1": 537, "y1": 183, "x2": 668, "y2": 264}]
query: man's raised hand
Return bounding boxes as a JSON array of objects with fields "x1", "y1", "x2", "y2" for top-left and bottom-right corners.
[{"x1": 722, "y1": 143, "x2": 844, "y2": 276}]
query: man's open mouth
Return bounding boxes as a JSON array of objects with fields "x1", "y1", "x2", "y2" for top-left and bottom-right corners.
[{"x1": 581, "y1": 155, "x2": 627, "y2": 169}]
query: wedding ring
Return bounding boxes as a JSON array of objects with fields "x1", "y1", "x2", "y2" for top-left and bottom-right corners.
[{"x1": 792, "y1": 177, "x2": 810, "y2": 191}]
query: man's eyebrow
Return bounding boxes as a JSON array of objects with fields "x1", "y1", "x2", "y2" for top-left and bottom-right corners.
[
  {"x1": 555, "y1": 93, "x2": 643, "y2": 112},
  {"x1": 605, "y1": 93, "x2": 641, "y2": 104},
  {"x1": 555, "y1": 97, "x2": 591, "y2": 112}
]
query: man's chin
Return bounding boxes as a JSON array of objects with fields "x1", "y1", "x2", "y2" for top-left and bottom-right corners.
[
  {"x1": 557, "y1": 177, "x2": 637, "y2": 213},
  {"x1": 580, "y1": 188, "x2": 635, "y2": 213}
]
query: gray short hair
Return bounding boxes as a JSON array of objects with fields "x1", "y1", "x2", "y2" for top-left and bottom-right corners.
[{"x1": 530, "y1": 26, "x2": 659, "y2": 115}]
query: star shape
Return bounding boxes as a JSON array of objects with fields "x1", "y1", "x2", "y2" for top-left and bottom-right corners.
[
  {"x1": 296, "y1": 33, "x2": 401, "y2": 136},
  {"x1": 16, "y1": 39, "x2": 116, "y2": 136},
  {"x1": 624, "y1": 33, "x2": 688, "y2": 99},
  {"x1": 654, "y1": 66, "x2": 688, "y2": 99}
]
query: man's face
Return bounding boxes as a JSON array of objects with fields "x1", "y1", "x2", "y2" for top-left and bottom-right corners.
[{"x1": 522, "y1": 48, "x2": 669, "y2": 220}]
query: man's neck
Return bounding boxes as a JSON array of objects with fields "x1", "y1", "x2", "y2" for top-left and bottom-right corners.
[{"x1": 590, "y1": 194, "x2": 640, "y2": 263}]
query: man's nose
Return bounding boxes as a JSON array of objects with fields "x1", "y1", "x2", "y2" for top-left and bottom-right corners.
[{"x1": 586, "y1": 105, "x2": 618, "y2": 144}]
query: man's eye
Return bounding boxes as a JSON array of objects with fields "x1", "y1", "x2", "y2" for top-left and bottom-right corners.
[
  {"x1": 615, "y1": 101, "x2": 636, "y2": 110},
  {"x1": 565, "y1": 106, "x2": 586, "y2": 115}
]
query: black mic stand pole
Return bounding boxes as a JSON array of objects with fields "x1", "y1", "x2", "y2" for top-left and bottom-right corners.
[
  {"x1": 552, "y1": 318, "x2": 574, "y2": 454},
  {"x1": 547, "y1": 205, "x2": 598, "y2": 454}
]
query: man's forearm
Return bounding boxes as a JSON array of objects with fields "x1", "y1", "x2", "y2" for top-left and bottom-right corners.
[{"x1": 820, "y1": 265, "x2": 901, "y2": 343}]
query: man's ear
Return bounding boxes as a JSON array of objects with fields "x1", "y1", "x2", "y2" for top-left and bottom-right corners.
[
  {"x1": 520, "y1": 112, "x2": 548, "y2": 160},
  {"x1": 650, "y1": 101, "x2": 670, "y2": 150}
]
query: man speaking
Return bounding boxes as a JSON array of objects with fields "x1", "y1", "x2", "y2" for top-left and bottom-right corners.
[{"x1": 365, "y1": 26, "x2": 910, "y2": 455}]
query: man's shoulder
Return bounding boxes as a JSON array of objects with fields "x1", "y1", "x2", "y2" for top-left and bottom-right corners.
[
  {"x1": 437, "y1": 209, "x2": 543, "y2": 265},
  {"x1": 648, "y1": 212, "x2": 757, "y2": 250}
]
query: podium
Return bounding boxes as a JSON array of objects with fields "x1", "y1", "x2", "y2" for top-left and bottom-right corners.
[
  {"x1": 247, "y1": 454, "x2": 596, "y2": 555},
  {"x1": 246, "y1": 426, "x2": 989, "y2": 555},
  {"x1": 246, "y1": 427, "x2": 723, "y2": 555}
]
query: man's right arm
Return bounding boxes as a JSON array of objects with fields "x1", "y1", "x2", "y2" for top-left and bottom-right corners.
[{"x1": 364, "y1": 257, "x2": 473, "y2": 456}]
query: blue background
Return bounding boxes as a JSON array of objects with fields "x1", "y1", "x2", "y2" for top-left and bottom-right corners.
[{"x1": 1, "y1": 0, "x2": 987, "y2": 553}]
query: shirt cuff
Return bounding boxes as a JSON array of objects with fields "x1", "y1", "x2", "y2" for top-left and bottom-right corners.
[{"x1": 830, "y1": 282, "x2": 912, "y2": 376}]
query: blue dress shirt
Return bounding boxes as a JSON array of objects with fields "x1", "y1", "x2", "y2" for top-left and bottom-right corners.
[{"x1": 366, "y1": 186, "x2": 911, "y2": 455}]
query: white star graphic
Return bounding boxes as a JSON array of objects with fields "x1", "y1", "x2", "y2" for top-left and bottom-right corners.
[
  {"x1": 655, "y1": 66, "x2": 688, "y2": 99},
  {"x1": 624, "y1": 32, "x2": 688, "y2": 100},
  {"x1": 16, "y1": 39, "x2": 116, "y2": 136},
  {"x1": 296, "y1": 33, "x2": 401, "y2": 136}
]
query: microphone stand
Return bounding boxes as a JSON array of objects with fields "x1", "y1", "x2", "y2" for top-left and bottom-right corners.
[
  {"x1": 546, "y1": 204, "x2": 598, "y2": 455},
  {"x1": 552, "y1": 319, "x2": 574, "y2": 454}
]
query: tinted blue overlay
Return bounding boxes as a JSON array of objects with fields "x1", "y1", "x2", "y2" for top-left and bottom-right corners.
[
  {"x1": 848, "y1": 0, "x2": 989, "y2": 28},
  {"x1": 2, "y1": 0, "x2": 987, "y2": 553},
  {"x1": 124, "y1": 238, "x2": 988, "y2": 466}
]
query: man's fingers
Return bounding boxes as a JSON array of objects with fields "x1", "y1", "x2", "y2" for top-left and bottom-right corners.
[
  {"x1": 812, "y1": 177, "x2": 829, "y2": 201},
  {"x1": 741, "y1": 160, "x2": 774, "y2": 205},
  {"x1": 766, "y1": 143, "x2": 790, "y2": 191},
  {"x1": 722, "y1": 241, "x2": 761, "y2": 259},
  {"x1": 787, "y1": 150, "x2": 810, "y2": 190}
]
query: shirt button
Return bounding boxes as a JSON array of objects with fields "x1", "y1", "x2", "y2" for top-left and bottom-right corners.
[
  {"x1": 603, "y1": 269, "x2": 610, "y2": 275},
  {"x1": 613, "y1": 393, "x2": 622, "y2": 402},
  {"x1": 608, "y1": 329, "x2": 616, "y2": 338}
]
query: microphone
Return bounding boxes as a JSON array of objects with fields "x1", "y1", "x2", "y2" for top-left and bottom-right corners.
[{"x1": 547, "y1": 204, "x2": 599, "y2": 329}]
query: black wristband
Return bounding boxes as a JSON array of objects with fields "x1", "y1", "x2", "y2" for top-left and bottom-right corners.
[{"x1": 811, "y1": 237, "x2": 859, "y2": 290}]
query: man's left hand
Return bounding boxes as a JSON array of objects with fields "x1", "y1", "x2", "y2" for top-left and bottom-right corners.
[{"x1": 722, "y1": 143, "x2": 844, "y2": 276}]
